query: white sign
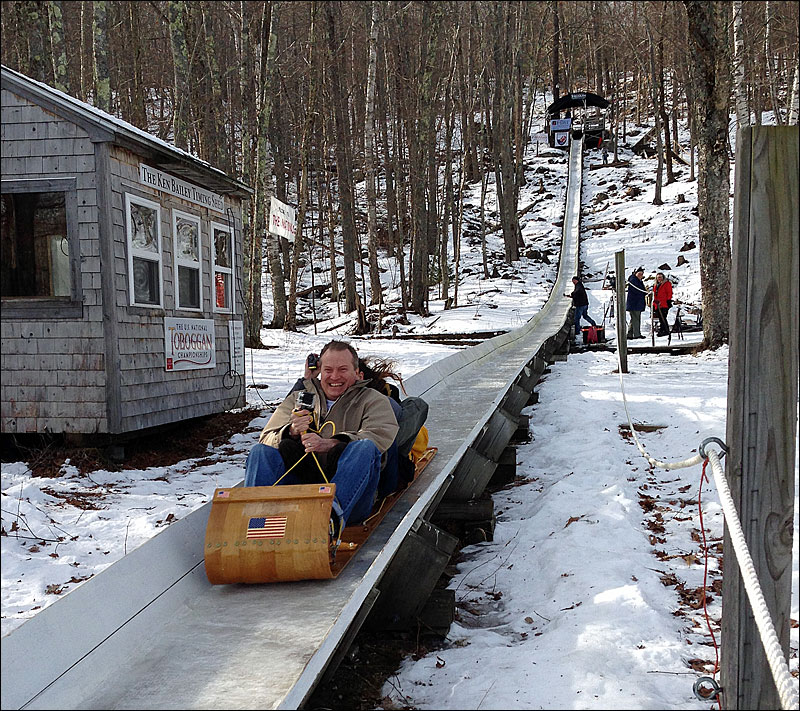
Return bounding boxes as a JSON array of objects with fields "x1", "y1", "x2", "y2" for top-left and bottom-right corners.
[
  {"x1": 139, "y1": 163, "x2": 225, "y2": 214},
  {"x1": 554, "y1": 131, "x2": 570, "y2": 148},
  {"x1": 228, "y1": 320, "x2": 245, "y2": 376},
  {"x1": 165, "y1": 317, "x2": 217, "y2": 371},
  {"x1": 269, "y1": 196, "x2": 297, "y2": 242},
  {"x1": 533, "y1": 132, "x2": 549, "y2": 143},
  {"x1": 550, "y1": 118, "x2": 572, "y2": 132}
]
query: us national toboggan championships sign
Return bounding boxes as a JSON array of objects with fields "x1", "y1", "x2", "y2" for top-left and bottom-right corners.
[{"x1": 164, "y1": 317, "x2": 217, "y2": 371}]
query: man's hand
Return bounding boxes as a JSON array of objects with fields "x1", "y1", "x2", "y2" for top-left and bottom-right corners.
[
  {"x1": 289, "y1": 410, "x2": 313, "y2": 437},
  {"x1": 300, "y1": 432, "x2": 340, "y2": 454}
]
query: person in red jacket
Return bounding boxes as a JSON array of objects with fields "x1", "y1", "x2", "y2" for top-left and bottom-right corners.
[{"x1": 653, "y1": 272, "x2": 673, "y2": 337}]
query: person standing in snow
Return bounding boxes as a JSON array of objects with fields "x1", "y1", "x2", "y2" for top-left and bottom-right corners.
[
  {"x1": 567, "y1": 276, "x2": 597, "y2": 340},
  {"x1": 653, "y1": 272, "x2": 673, "y2": 337},
  {"x1": 625, "y1": 267, "x2": 647, "y2": 339}
]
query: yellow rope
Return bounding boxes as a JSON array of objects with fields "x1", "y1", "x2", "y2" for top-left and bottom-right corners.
[{"x1": 272, "y1": 416, "x2": 337, "y2": 485}]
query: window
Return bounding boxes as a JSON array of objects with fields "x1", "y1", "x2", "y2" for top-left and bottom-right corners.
[
  {"x1": 211, "y1": 221, "x2": 234, "y2": 313},
  {"x1": 1, "y1": 178, "x2": 81, "y2": 317},
  {"x1": 125, "y1": 193, "x2": 163, "y2": 307},
  {"x1": 172, "y1": 210, "x2": 202, "y2": 311}
]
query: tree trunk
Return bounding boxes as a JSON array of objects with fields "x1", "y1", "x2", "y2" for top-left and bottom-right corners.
[
  {"x1": 550, "y1": 0, "x2": 561, "y2": 102},
  {"x1": 286, "y1": 2, "x2": 318, "y2": 331},
  {"x1": 168, "y1": 0, "x2": 190, "y2": 151},
  {"x1": 683, "y1": 0, "x2": 732, "y2": 348},
  {"x1": 732, "y1": 0, "x2": 749, "y2": 131},
  {"x1": 246, "y1": 3, "x2": 282, "y2": 342},
  {"x1": 92, "y1": 0, "x2": 110, "y2": 112},
  {"x1": 48, "y1": 1, "x2": 68, "y2": 92},
  {"x1": 324, "y1": 2, "x2": 358, "y2": 313},
  {"x1": 364, "y1": 0, "x2": 382, "y2": 307},
  {"x1": 645, "y1": 12, "x2": 664, "y2": 205}
]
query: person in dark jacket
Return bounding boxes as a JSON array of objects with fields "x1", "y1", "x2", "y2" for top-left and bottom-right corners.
[
  {"x1": 568, "y1": 276, "x2": 597, "y2": 340},
  {"x1": 653, "y1": 272, "x2": 673, "y2": 337},
  {"x1": 625, "y1": 268, "x2": 647, "y2": 339}
]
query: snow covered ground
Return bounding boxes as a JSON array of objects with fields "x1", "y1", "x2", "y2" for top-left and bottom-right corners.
[{"x1": 1, "y1": 115, "x2": 797, "y2": 710}]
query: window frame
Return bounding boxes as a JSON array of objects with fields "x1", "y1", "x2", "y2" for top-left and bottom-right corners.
[
  {"x1": 210, "y1": 220, "x2": 234, "y2": 314},
  {"x1": 0, "y1": 177, "x2": 82, "y2": 319},
  {"x1": 125, "y1": 192, "x2": 164, "y2": 309},
  {"x1": 171, "y1": 208, "x2": 203, "y2": 313}
]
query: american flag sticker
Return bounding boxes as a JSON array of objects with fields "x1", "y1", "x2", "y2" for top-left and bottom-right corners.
[
  {"x1": 217, "y1": 490, "x2": 230, "y2": 498},
  {"x1": 246, "y1": 516, "x2": 287, "y2": 539},
  {"x1": 319, "y1": 486, "x2": 332, "y2": 494}
]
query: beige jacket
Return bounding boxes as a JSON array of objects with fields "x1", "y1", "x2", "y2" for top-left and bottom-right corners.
[{"x1": 259, "y1": 379, "x2": 399, "y2": 467}]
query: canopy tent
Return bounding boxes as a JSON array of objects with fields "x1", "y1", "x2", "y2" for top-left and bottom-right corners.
[{"x1": 547, "y1": 92, "x2": 610, "y2": 116}]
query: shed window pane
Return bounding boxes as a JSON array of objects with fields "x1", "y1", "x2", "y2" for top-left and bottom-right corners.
[
  {"x1": 178, "y1": 265, "x2": 201, "y2": 309},
  {"x1": 130, "y1": 202, "x2": 158, "y2": 252},
  {"x1": 1, "y1": 192, "x2": 71, "y2": 298},
  {"x1": 214, "y1": 228, "x2": 231, "y2": 267},
  {"x1": 133, "y1": 257, "x2": 160, "y2": 305}
]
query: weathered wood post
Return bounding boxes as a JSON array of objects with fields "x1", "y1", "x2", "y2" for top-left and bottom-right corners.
[
  {"x1": 722, "y1": 125, "x2": 799, "y2": 709},
  {"x1": 615, "y1": 249, "x2": 628, "y2": 373}
]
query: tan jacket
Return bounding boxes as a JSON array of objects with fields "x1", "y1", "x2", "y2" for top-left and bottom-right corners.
[{"x1": 259, "y1": 379, "x2": 399, "y2": 468}]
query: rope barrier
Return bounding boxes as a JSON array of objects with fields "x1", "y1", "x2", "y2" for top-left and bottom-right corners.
[{"x1": 614, "y1": 347, "x2": 799, "y2": 710}]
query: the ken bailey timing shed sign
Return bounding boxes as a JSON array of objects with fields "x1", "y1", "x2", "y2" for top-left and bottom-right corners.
[{"x1": 139, "y1": 163, "x2": 225, "y2": 213}]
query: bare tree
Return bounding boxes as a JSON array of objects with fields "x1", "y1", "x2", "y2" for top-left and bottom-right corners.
[{"x1": 683, "y1": 0, "x2": 732, "y2": 348}]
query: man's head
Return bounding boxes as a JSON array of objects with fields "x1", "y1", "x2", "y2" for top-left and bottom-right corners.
[
  {"x1": 656, "y1": 272, "x2": 665, "y2": 283},
  {"x1": 318, "y1": 341, "x2": 362, "y2": 400},
  {"x1": 572, "y1": 276, "x2": 579, "y2": 284},
  {"x1": 635, "y1": 268, "x2": 644, "y2": 277}
]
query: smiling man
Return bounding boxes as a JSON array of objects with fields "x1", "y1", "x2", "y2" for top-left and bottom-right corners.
[{"x1": 243, "y1": 341, "x2": 399, "y2": 528}]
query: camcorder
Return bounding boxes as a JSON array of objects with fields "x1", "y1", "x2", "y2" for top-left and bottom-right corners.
[
  {"x1": 295, "y1": 390, "x2": 316, "y2": 412},
  {"x1": 307, "y1": 353, "x2": 319, "y2": 370}
]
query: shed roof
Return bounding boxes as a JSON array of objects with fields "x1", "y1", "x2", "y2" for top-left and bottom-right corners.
[{"x1": 1, "y1": 65, "x2": 252, "y2": 198}]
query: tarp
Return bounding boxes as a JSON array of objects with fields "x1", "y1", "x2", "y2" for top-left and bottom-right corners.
[{"x1": 547, "y1": 91, "x2": 610, "y2": 115}]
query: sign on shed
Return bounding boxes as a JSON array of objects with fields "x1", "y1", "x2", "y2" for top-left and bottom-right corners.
[
  {"x1": 269, "y1": 197, "x2": 297, "y2": 242},
  {"x1": 165, "y1": 317, "x2": 217, "y2": 371}
]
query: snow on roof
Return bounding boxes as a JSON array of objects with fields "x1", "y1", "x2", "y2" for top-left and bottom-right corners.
[{"x1": 1, "y1": 65, "x2": 252, "y2": 196}]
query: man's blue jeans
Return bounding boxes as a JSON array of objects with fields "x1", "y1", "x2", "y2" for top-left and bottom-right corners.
[
  {"x1": 244, "y1": 439, "x2": 382, "y2": 525},
  {"x1": 574, "y1": 304, "x2": 597, "y2": 335}
]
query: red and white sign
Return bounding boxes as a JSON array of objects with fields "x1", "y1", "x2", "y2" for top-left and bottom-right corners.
[
  {"x1": 269, "y1": 196, "x2": 297, "y2": 242},
  {"x1": 554, "y1": 131, "x2": 570, "y2": 147},
  {"x1": 164, "y1": 317, "x2": 216, "y2": 371}
]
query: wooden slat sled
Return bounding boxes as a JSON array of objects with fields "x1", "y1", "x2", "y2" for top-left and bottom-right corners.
[{"x1": 204, "y1": 447, "x2": 437, "y2": 584}]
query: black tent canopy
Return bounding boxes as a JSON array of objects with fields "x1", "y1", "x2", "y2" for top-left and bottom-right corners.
[{"x1": 547, "y1": 91, "x2": 610, "y2": 116}]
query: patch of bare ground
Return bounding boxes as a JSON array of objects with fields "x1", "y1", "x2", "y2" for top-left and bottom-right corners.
[{"x1": 1, "y1": 407, "x2": 263, "y2": 477}]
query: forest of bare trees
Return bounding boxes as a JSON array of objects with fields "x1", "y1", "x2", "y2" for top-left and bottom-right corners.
[{"x1": 2, "y1": 1, "x2": 798, "y2": 349}]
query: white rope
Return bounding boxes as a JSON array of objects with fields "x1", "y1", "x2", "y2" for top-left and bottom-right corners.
[
  {"x1": 614, "y1": 346, "x2": 799, "y2": 709},
  {"x1": 705, "y1": 449, "x2": 799, "y2": 711},
  {"x1": 615, "y1": 346, "x2": 703, "y2": 470}
]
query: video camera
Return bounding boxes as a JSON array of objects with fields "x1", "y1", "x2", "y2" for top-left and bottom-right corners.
[{"x1": 295, "y1": 390, "x2": 315, "y2": 412}]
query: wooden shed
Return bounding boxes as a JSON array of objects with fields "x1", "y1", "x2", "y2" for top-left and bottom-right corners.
[{"x1": 1, "y1": 65, "x2": 253, "y2": 441}]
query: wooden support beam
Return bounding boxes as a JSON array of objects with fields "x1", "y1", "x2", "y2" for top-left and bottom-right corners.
[
  {"x1": 416, "y1": 589, "x2": 455, "y2": 637},
  {"x1": 511, "y1": 414, "x2": 530, "y2": 443},
  {"x1": 722, "y1": 125, "x2": 798, "y2": 711},
  {"x1": 366, "y1": 520, "x2": 459, "y2": 632},
  {"x1": 489, "y1": 446, "x2": 517, "y2": 488},
  {"x1": 445, "y1": 447, "x2": 497, "y2": 501}
]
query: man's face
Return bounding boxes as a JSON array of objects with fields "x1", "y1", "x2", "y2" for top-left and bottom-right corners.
[{"x1": 319, "y1": 349, "x2": 361, "y2": 401}]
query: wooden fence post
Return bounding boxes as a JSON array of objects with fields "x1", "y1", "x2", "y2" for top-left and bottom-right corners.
[
  {"x1": 615, "y1": 249, "x2": 627, "y2": 373},
  {"x1": 721, "y1": 125, "x2": 799, "y2": 709}
]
